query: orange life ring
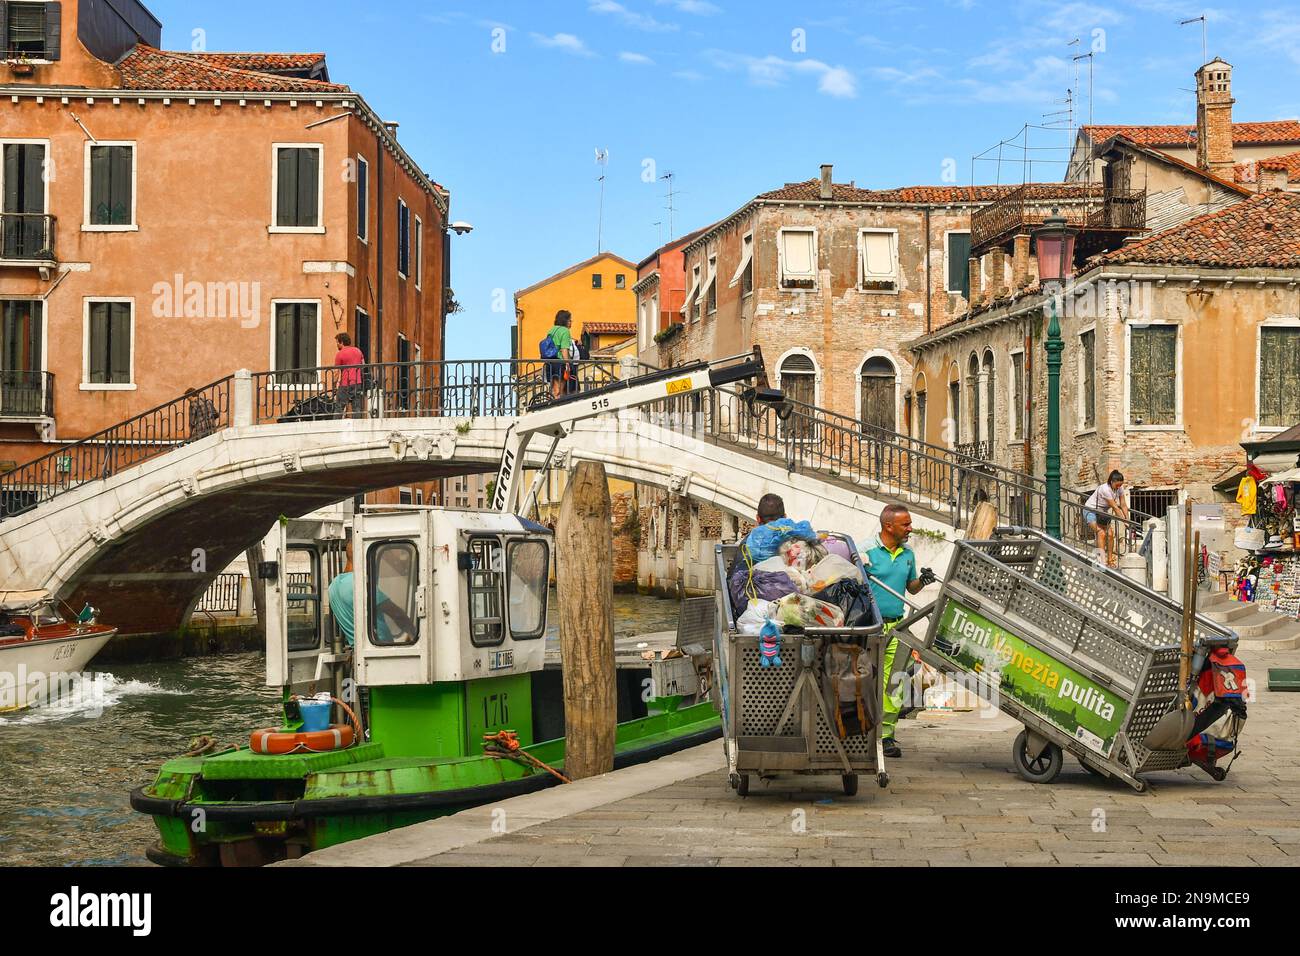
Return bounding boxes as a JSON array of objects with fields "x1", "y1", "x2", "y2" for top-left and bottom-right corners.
[{"x1": 249, "y1": 724, "x2": 355, "y2": 755}]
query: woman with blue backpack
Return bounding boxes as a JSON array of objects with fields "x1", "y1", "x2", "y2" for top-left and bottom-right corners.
[{"x1": 540, "y1": 310, "x2": 574, "y2": 400}]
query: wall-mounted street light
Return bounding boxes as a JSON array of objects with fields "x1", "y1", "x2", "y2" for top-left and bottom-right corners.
[{"x1": 1032, "y1": 208, "x2": 1078, "y2": 539}]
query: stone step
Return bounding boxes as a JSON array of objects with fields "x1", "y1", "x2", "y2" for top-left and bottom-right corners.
[
  {"x1": 1236, "y1": 619, "x2": 1300, "y2": 651},
  {"x1": 1198, "y1": 590, "x2": 1233, "y2": 608},
  {"x1": 1202, "y1": 603, "x2": 1263, "y2": 623},
  {"x1": 1230, "y1": 612, "x2": 1299, "y2": 639}
]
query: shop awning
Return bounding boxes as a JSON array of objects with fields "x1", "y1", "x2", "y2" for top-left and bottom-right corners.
[{"x1": 1261, "y1": 467, "x2": 1300, "y2": 485}]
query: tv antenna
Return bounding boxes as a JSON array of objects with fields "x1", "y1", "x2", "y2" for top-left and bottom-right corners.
[
  {"x1": 1179, "y1": 15, "x2": 1207, "y2": 66},
  {"x1": 659, "y1": 170, "x2": 677, "y2": 239},
  {"x1": 595, "y1": 147, "x2": 609, "y2": 254}
]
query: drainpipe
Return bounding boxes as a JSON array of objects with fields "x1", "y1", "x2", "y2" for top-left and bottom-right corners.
[
  {"x1": 375, "y1": 122, "x2": 387, "y2": 365},
  {"x1": 923, "y1": 207, "x2": 932, "y2": 333}
]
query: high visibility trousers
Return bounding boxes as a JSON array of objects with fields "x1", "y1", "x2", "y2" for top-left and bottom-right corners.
[{"x1": 881, "y1": 633, "x2": 902, "y2": 739}]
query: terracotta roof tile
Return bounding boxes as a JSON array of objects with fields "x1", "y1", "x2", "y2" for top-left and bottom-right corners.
[
  {"x1": 1081, "y1": 120, "x2": 1300, "y2": 148},
  {"x1": 116, "y1": 45, "x2": 348, "y2": 93},
  {"x1": 755, "y1": 180, "x2": 1091, "y2": 204},
  {"x1": 1095, "y1": 191, "x2": 1300, "y2": 269},
  {"x1": 187, "y1": 52, "x2": 327, "y2": 73},
  {"x1": 583, "y1": 321, "x2": 636, "y2": 335}
]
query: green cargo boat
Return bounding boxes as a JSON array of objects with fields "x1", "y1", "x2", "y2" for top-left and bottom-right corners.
[{"x1": 131, "y1": 508, "x2": 719, "y2": 866}]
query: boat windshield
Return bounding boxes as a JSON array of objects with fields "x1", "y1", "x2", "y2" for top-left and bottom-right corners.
[{"x1": 30, "y1": 602, "x2": 65, "y2": 627}]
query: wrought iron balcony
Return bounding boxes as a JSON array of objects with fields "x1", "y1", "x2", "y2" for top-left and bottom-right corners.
[
  {"x1": 971, "y1": 184, "x2": 1145, "y2": 253},
  {"x1": 0, "y1": 370, "x2": 54, "y2": 419},
  {"x1": 1, "y1": 213, "x2": 56, "y2": 263}
]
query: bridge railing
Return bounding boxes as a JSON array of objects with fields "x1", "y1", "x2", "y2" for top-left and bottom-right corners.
[
  {"x1": 250, "y1": 358, "x2": 628, "y2": 423},
  {"x1": 636, "y1": 383, "x2": 1047, "y2": 534},
  {"x1": 0, "y1": 376, "x2": 232, "y2": 520}
]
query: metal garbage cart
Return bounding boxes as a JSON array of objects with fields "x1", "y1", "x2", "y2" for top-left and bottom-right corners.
[
  {"x1": 895, "y1": 526, "x2": 1238, "y2": 792},
  {"x1": 713, "y1": 533, "x2": 889, "y2": 797}
]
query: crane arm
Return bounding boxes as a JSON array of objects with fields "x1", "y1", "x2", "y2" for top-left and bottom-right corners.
[{"x1": 491, "y1": 351, "x2": 773, "y2": 515}]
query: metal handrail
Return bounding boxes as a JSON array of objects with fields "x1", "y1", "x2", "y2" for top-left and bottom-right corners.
[
  {"x1": 0, "y1": 376, "x2": 232, "y2": 519},
  {"x1": 0, "y1": 369, "x2": 54, "y2": 418},
  {"x1": 0, "y1": 212, "x2": 56, "y2": 260}
]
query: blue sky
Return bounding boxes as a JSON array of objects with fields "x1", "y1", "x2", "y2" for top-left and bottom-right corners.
[{"x1": 148, "y1": 0, "x2": 1300, "y2": 359}]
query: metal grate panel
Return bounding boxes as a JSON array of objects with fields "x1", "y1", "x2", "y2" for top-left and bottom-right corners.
[{"x1": 737, "y1": 644, "x2": 801, "y2": 737}]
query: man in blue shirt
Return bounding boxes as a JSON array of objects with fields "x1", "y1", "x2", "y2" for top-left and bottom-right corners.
[
  {"x1": 863, "y1": 504, "x2": 936, "y2": 758},
  {"x1": 326, "y1": 541, "x2": 414, "y2": 646}
]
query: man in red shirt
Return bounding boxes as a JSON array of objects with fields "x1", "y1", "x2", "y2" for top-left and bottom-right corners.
[{"x1": 334, "y1": 332, "x2": 366, "y2": 417}]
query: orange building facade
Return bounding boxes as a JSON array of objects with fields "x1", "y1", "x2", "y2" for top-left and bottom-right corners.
[{"x1": 0, "y1": 0, "x2": 448, "y2": 503}]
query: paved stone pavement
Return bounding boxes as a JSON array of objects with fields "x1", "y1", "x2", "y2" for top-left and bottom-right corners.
[{"x1": 292, "y1": 648, "x2": 1300, "y2": 867}]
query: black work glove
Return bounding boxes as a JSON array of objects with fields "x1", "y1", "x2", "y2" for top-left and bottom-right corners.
[{"x1": 917, "y1": 567, "x2": 938, "y2": 588}]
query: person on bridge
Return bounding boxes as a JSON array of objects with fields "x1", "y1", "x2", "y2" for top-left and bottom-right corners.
[
  {"x1": 863, "y1": 504, "x2": 937, "y2": 758},
  {"x1": 1084, "y1": 470, "x2": 1129, "y2": 569},
  {"x1": 333, "y1": 332, "x2": 366, "y2": 418},
  {"x1": 545, "y1": 310, "x2": 575, "y2": 400}
]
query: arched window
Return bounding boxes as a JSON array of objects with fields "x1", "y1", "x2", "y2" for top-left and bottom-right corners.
[
  {"x1": 913, "y1": 372, "x2": 928, "y2": 442},
  {"x1": 967, "y1": 353, "x2": 980, "y2": 449},
  {"x1": 947, "y1": 362, "x2": 961, "y2": 445},
  {"x1": 859, "y1": 354, "x2": 897, "y2": 433},
  {"x1": 778, "y1": 351, "x2": 817, "y2": 441},
  {"x1": 982, "y1": 349, "x2": 996, "y2": 452}
]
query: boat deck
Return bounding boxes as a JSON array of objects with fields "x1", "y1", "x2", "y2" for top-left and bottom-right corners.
[{"x1": 544, "y1": 629, "x2": 678, "y2": 670}]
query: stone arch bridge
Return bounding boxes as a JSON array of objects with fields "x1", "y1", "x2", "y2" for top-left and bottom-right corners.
[{"x1": 0, "y1": 360, "x2": 1057, "y2": 638}]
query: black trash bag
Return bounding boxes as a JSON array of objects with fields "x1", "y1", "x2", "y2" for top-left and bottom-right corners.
[{"x1": 812, "y1": 578, "x2": 881, "y2": 629}]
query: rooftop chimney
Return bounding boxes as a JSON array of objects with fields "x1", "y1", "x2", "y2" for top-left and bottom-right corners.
[
  {"x1": 819, "y1": 164, "x2": 833, "y2": 200},
  {"x1": 384, "y1": 121, "x2": 400, "y2": 139},
  {"x1": 1194, "y1": 58, "x2": 1234, "y2": 175}
]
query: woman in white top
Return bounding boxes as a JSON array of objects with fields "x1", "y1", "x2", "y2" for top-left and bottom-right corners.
[{"x1": 1083, "y1": 470, "x2": 1129, "y2": 567}]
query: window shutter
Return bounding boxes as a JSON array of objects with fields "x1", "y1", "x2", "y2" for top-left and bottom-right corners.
[
  {"x1": 88, "y1": 303, "x2": 107, "y2": 384},
  {"x1": 0, "y1": 3, "x2": 9, "y2": 58},
  {"x1": 275, "y1": 303, "x2": 294, "y2": 371},
  {"x1": 297, "y1": 304, "x2": 317, "y2": 369},
  {"x1": 43, "y1": 1, "x2": 60, "y2": 60},
  {"x1": 110, "y1": 145, "x2": 132, "y2": 224},
  {"x1": 1130, "y1": 328, "x2": 1150, "y2": 423},
  {"x1": 90, "y1": 146, "x2": 110, "y2": 224},
  {"x1": 109, "y1": 302, "x2": 130, "y2": 383},
  {"x1": 1261, "y1": 328, "x2": 1300, "y2": 427},
  {"x1": 3, "y1": 144, "x2": 18, "y2": 213},
  {"x1": 276, "y1": 149, "x2": 296, "y2": 226},
  {"x1": 297, "y1": 148, "x2": 318, "y2": 228},
  {"x1": 947, "y1": 232, "x2": 971, "y2": 296},
  {"x1": 356, "y1": 159, "x2": 368, "y2": 240},
  {"x1": 1152, "y1": 326, "x2": 1176, "y2": 424}
]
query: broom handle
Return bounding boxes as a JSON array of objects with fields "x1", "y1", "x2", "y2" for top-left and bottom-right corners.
[{"x1": 1180, "y1": 505, "x2": 1195, "y2": 711}]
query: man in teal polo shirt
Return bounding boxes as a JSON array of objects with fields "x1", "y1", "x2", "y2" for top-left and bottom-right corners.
[{"x1": 863, "y1": 504, "x2": 936, "y2": 758}]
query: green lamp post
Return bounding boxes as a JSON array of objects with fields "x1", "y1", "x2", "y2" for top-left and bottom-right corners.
[{"x1": 1033, "y1": 209, "x2": 1077, "y2": 539}]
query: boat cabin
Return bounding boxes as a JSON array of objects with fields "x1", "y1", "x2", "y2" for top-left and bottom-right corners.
[{"x1": 262, "y1": 507, "x2": 552, "y2": 756}]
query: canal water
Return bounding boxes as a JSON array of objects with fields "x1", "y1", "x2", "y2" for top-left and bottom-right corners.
[{"x1": 0, "y1": 591, "x2": 682, "y2": 866}]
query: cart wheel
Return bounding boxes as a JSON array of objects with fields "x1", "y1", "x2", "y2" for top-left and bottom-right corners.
[
  {"x1": 1132, "y1": 778, "x2": 1149, "y2": 794},
  {"x1": 728, "y1": 772, "x2": 739, "y2": 791},
  {"x1": 1012, "y1": 730, "x2": 1062, "y2": 784},
  {"x1": 736, "y1": 773, "x2": 750, "y2": 797},
  {"x1": 876, "y1": 772, "x2": 890, "y2": 789},
  {"x1": 841, "y1": 774, "x2": 859, "y2": 796}
]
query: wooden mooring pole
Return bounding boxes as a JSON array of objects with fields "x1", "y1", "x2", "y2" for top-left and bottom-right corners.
[{"x1": 556, "y1": 461, "x2": 616, "y2": 779}]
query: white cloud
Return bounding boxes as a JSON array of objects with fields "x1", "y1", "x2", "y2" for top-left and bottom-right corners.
[
  {"x1": 672, "y1": 69, "x2": 705, "y2": 81},
  {"x1": 589, "y1": 0, "x2": 678, "y2": 32},
  {"x1": 656, "y1": 0, "x2": 722, "y2": 13},
  {"x1": 705, "y1": 51, "x2": 858, "y2": 98},
  {"x1": 620, "y1": 51, "x2": 656, "y2": 65},
  {"x1": 531, "y1": 33, "x2": 597, "y2": 56}
]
